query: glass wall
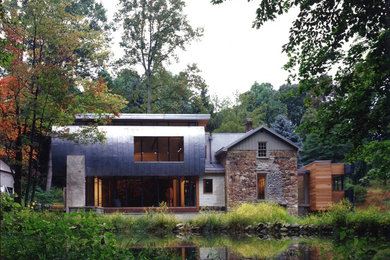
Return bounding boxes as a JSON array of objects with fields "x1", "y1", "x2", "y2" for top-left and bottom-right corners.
[
  {"x1": 134, "y1": 137, "x2": 184, "y2": 162},
  {"x1": 86, "y1": 176, "x2": 197, "y2": 207}
]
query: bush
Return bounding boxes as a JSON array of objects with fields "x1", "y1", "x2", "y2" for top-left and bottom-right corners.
[
  {"x1": 353, "y1": 185, "x2": 368, "y2": 205},
  {"x1": 0, "y1": 194, "x2": 126, "y2": 259},
  {"x1": 108, "y1": 203, "x2": 178, "y2": 235},
  {"x1": 191, "y1": 202, "x2": 294, "y2": 232}
]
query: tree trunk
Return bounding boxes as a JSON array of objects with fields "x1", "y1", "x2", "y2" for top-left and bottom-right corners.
[
  {"x1": 30, "y1": 169, "x2": 38, "y2": 206},
  {"x1": 146, "y1": 69, "x2": 151, "y2": 113},
  {"x1": 14, "y1": 137, "x2": 23, "y2": 204},
  {"x1": 45, "y1": 148, "x2": 52, "y2": 192}
]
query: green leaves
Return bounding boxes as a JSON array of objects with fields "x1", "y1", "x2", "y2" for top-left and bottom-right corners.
[{"x1": 115, "y1": 0, "x2": 203, "y2": 112}]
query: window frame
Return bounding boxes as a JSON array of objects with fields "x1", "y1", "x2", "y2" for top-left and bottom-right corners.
[
  {"x1": 257, "y1": 142, "x2": 268, "y2": 158},
  {"x1": 134, "y1": 136, "x2": 184, "y2": 162},
  {"x1": 203, "y1": 179, "x2": 213, "y2": 194},
  {"x1": 256, "y1": 173, "x2": 267, "y2": 200},
  {"x1": 332, "y1": 175, "x2": 345, "y2": 191}
]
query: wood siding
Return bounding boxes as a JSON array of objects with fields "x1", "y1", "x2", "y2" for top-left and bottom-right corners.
[
  {"x1": 301, "y1": 161, "x2": 345, "y2": 210},
  {"x1": 230, "y1": 130, "x2": 295, "y2": 152},
  {"x1": 332, "y1": 191, "x2": 345, "y2": 203}
]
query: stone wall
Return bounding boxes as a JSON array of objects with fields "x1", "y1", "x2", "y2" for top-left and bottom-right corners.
[
  {"x1": 225, "y1": 151, "x2": 257, "y2": 209},
  {"x1": 225, "y1": 150, "x2": 298, "y2": 215}
]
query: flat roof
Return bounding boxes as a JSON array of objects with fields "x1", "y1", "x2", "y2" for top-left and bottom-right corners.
[{"x1": 75, "y1": 113, "x2": 210, "y2": 121}]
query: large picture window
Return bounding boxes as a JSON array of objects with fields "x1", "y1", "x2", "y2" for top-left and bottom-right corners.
[{"x1": 134, "y1": 137, "x2": 184, "y2": 162}]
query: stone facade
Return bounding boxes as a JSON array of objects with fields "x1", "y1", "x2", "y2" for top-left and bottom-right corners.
[
  {"x1": 225, "y1": 150, "x2": 298, "y2": 215},
  {"x1": 225, "y1": 151, "x2": 257, "y2": 209}
]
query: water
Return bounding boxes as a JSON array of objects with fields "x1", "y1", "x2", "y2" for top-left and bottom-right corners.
[{"x1": 116, "y1": 234, "x2": 390, "y2": 259}]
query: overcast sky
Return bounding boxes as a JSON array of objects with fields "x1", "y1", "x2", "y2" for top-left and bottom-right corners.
[{"x1": 100, "y1": 0, "x2": 298, "y2": 100}]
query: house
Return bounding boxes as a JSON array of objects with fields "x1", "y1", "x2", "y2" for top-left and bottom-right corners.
[
  {"x1": 0, "y1": 159, "x2": 14, "y2": 195},
  {"x1": 298, "y1": 161, "x2": 348, "y2": 213},
  {"x1": 50, "y1": 114, "x2": 301, "y2": 215}
]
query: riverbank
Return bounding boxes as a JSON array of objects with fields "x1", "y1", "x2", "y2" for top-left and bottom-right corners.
[
  {"x1": 108, "y1": 201, "x2": 390, "y2": 238},
  {"x1": 2, "y1": 194, "x2": 390, "y2": 259}
]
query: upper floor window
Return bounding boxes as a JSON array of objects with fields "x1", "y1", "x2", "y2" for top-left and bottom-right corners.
[
  {"x1": 258, "y1": 142, "x2": 267, "y2": 157},
  {"x1": 332, "y1": 175, "x2": 344, "y2": 191},
  {"x1": 134, "y1": 137, "x2": 184, "y2": 162}
]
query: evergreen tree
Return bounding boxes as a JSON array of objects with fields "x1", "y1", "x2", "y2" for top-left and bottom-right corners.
[{"x1": 270, "y1": 115, "x2": 302, "y2": 148}]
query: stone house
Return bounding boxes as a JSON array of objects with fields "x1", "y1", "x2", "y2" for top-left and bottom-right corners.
[{"x1": 50, "y1": 114, "x2": 300, "y2": 215}]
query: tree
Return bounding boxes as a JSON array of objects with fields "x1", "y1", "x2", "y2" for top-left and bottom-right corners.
[
  {"x1": 104, "y1": 69, "x2": 145, "y2": 113},
  {"x1": 115, "y1": 0, "x2": 203, "y2": 113},
  {"x1": 300, "y1": 133, "x2": 352, "y2": 166},
  {"x1": 0, "y1": 0, "x2": 126, "y2": 205},
  {"x1": 270, "y1": 115, "x2": 301, "y2": 147},
  {"x1": 213, "y1": 0, "x2": 390, "y2": 181},
  {"x1": 352, "y1": 140, "x2": 390, "y2": 185},
  {"x1": 278, "y1": 84, "x2": 306, "y2": 126},
  {"x1": 239, "y1": 82, "x2": 286, "y2": 126}
]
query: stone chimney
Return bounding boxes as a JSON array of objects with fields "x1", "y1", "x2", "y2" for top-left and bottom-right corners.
[{"x1": 245, "y1": 118, "x2": 253, "y2": 132}]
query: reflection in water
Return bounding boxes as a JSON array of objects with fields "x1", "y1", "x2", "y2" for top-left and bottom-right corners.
[{"x1": 118, "y1": 235, "x2": 390, "y2": 260}]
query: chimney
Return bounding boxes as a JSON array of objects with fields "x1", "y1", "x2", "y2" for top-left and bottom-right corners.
[{"x1": 245, "y1": 118, "x2": 253, "y2": 132}]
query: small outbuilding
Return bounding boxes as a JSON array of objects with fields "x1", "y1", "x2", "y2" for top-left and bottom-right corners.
[{"x1": 0, "y1": 160, "x2": 14, "y2": 195}]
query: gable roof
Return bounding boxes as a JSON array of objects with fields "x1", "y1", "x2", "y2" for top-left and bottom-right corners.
[
  {"x1": 0, "y1": 160, "x2": 12, "y2": 173},
  {"x1": 215, "y1": 125, "x2": 300, "y2": 156}
]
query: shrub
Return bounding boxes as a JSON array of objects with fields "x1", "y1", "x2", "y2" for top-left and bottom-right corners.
[
  {"x1": 225, "y1": 202, "x2": 294, "y2": 225},
  {"x1": 191, "y1": 202, "x2": 294, "y2": 232},
  {"x1": 0, "y1": 194, "x2": 128, "y2": 259},
  {"x1": 353, "y1": 185, "x2": 367, "y2": 205}
]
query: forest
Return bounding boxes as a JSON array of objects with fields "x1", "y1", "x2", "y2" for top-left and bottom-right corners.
[{"x1": 0, "y1": 0, "x2": 389, "y2": 208}]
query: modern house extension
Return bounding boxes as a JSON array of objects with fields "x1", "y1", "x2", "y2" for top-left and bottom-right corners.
[
  {"x1": 298, "y1": 161, "x2": 349, "y2": 214},
  {"x1": 51, "y1": 113, "x2": 350, "y2": 216}
]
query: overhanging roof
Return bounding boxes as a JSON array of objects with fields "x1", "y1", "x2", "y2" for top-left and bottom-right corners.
[
  {"x1": 215, "y1": 125, "x2": 301, "y2": 156},
  {"x1": 0, "y1": 160, "x2": 12, "y2": 173},
  {"x1": 75, "y1": 113, "x2": 210, "y2": 121}
]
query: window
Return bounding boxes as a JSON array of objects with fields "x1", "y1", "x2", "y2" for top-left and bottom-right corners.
[
  {"x1": 203, "y1": 179, "x2": 213, "y2": 193},
  {"x1": 332, "y1": 175, "x2": 344, "y2": 191},
  {"x1": 134, "y1": 137, "x2": 184, "y2": 162},
  {"x1": 257, "y1": 174, "x2": 266, "y2": 200},
  {"x1": 258, "y1": 142, "x2": 267, "y2": 157}
]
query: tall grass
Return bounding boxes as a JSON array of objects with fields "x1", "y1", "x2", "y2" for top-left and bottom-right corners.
[
  {"x1": 191, "y1": 202, "x2": 295, "y2": 232},
  {"x1": 108, "y1": 205, "x2": 178, "y2": 235}
]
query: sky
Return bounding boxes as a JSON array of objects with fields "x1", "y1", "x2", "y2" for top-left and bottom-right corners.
[{"x1": 100, "y1": 0, "x2": 298, "y2": 100}]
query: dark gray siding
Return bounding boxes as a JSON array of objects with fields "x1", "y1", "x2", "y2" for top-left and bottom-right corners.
[{"x1": 52, "y1": 126, "x2": 206, "y2": 177}]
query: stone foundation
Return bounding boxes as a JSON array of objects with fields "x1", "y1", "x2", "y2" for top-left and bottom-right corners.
[{"x1": 225, "y1": 150, "x2": 298, "y2": 215}]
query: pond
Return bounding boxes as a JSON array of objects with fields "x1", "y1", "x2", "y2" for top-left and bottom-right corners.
[{"x1": 116, "y1": 234, "x2": 390, "y2": 259}]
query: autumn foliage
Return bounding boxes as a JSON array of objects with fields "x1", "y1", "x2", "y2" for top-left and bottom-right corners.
[{"x1": 0, "y1": 0, "x2": 126, "y2": 205}]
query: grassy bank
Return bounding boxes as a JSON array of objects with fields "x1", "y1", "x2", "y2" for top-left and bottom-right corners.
[
  {"x1": 105, "y1": 200, "x2": 390, "y2": 238},
  {"x1": 2, "y1": 194, "x2": 390, "y2": 259}
]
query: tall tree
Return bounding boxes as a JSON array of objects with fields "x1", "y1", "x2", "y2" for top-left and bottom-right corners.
[
  {"x1": 0, "y1": 0, "x2": 126, "y2": 205},
  {"x1": 115, "y1": 0, "x2": 203, "y2": 113},
  {"x1": 239, "y1": 82, "x2": 286, "y2": 126},
  {"x1": 213, "y1": 0, "x2": 390, "y2": 181},
  {"x1": 278, "y1": 84, "x2": 306, "y2": 126},
  {"x1": 270, "y1": 115, "x2": 302, "y2": 147}
]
